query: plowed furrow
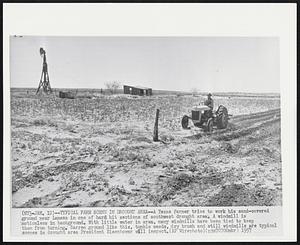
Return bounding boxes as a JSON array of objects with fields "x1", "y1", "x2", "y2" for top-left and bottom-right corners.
[
  {"x1": 231, "y1": 108, "x2": 280, "y2": 123},
  {"x1": 196, "y1": 108, "x2": 281, "y2": 140},
  {"x1": 232, "y1": 112, "x2": 280, "y2": 129},
  {"x1": 213, "y1": 117, "x2": 280, "y2": 141}
]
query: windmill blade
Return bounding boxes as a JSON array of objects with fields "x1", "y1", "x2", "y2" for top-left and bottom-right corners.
[{"x1": 40, "y1": 47, "x2": 45, "y2": 56}]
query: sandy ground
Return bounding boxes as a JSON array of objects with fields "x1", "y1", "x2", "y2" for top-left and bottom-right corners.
[{"x1": 11, "y1": 91, "x2": 281, "y2": 208}]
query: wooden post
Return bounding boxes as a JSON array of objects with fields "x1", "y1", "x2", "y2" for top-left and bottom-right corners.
[{"x1": 153, "y1": 109, "x2": 159, "y2": 142}]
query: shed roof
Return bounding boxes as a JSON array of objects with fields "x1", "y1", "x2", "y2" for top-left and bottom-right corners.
[{"x1": 124, "y1": 85, "x2": 152, "y2": 90}]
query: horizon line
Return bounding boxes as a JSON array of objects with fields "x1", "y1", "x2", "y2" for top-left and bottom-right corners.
[{"x1": 10, "y1": 86, "x2": 281, "y2": 95}]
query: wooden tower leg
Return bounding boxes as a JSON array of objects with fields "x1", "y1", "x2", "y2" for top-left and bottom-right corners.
[{"x1": 36, "y1": 70, "x2": 44, "y2": 94}]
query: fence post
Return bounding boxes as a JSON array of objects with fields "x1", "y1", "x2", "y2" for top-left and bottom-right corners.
[{"x1": 153, "y1": 109, "x2": 160, "y2": 142}]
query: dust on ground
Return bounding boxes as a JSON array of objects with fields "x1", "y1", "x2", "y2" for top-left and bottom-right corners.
[{"x1": 11, "y1": 89, "x2": 282, "y2": 207}]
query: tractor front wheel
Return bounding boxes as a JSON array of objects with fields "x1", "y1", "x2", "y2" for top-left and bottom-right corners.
[{"x1": 181, "y1": 115, "x2": 189, "y2": 129}]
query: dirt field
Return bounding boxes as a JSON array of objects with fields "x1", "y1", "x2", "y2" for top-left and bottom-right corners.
[{"x1": 11, "y1": 89, "x2": 282, "y2": 208}]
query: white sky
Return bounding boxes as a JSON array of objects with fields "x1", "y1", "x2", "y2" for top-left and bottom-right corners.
[{"x1": 10, "y1": 36, "x2": 280, "y2": 93}]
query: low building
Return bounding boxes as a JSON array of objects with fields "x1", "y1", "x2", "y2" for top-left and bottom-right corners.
[
  {"x1": 58, "y1": 91, "x2": 75, "y2": 99},
  {"x1": 123, "y1": 85, "x2": 152, "y2": 96}
]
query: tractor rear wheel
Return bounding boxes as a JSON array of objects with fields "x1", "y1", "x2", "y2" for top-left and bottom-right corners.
[
  {"x1": 216, "y1": 105, "x2": 229, "y2": 129},
  {"x1": 181, "y1": 115, "x2": 189, "y2": 129}
]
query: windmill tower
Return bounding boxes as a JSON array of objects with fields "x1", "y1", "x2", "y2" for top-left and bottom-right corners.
[{"x1": 36, "y1": 47, "x2": 52, "y2": 94}]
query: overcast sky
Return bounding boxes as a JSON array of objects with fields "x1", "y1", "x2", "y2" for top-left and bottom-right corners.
[{"x1": 10, "y1": 36, "x2": 280, "y2": 93}]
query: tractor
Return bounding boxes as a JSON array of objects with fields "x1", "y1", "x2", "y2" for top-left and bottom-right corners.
[{"x1": 181, "y1": 104, "x2": 229, "y2": 132}]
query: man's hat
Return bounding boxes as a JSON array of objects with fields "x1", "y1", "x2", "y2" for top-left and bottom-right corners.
[{"x1": 208, "y1": 93, "x2": 212, "y2": 96}]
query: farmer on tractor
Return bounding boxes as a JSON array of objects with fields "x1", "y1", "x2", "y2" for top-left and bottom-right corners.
[
  {"x1": 203, "y1": 93, "x2": 214, "y2": 118},
  {"x1": 204, "y1": 93, "x2": 214, "y2": 110}
]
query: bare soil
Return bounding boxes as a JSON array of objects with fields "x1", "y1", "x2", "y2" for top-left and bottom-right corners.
[{"x1": 11, "y1": 90, "x2": 282, "y2": 208}]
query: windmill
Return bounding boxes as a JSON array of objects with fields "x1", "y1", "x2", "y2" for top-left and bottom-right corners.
[{"x1": 36, "y1": 47, "x2": 52, "y2": 94}]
